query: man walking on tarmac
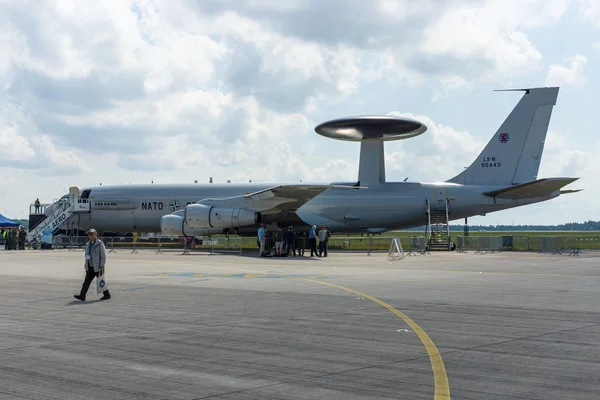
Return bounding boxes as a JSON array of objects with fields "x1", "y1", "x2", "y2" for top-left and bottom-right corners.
[{"x1": 74, "y1": 229, "x2": 111, "y2": 301}]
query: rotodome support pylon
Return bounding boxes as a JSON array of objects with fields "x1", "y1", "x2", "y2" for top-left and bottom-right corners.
[{"x1": 314, "y1": 116, "x2": 427, "y2": 186}]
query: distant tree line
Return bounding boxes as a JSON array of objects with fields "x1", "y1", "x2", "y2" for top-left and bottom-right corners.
[
  {"x1": 406, "y1": 220, "x2": 600, "y2": 231},
  {"x1": 13, "y1": 219, "x2": 29, "y2": 229}
]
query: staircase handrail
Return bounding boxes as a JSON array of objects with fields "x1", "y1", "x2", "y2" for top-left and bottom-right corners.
[
  {"x1": 44, "y1": 201, "x2": 69, "y2": 222},
  {"x1": 29, "y1": 202, "x2": 54, "y2": 216},
  {"x1": 445, "y1": 197, "x2": 450, "y2": 249},
  {"x1": 29, "y1": 205, "x2": 59, "y2": 233},
  {"x1": 32, "y1": 200, "x2": 71, "y2": 231}
]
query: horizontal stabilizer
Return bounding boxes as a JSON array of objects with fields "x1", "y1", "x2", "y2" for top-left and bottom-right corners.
[
  {"x1": 560, "y1": 189, "x2": 583, "y2": 195},
  {"x1": 483, "y1": 178, "x2": 579, "y2": 199}
]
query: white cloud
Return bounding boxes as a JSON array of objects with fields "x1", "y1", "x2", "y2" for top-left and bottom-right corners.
[
  {"x1": 535, "y1": 129, "x2": 599, "y2": 220},
  {"x1": 34, "y1": 136, "x2": 89, "y2": 175},
  {"x1": 384, "y1": 113, "x2": 485, "y2": 181},
  {"x1": 421, "y1": 11, "x2": 542, "y2": 76},
  {"x1": 0, "y1": 100, "x2": 88, "y2": 174},
  {"x1": 0, "y1": 126, "x2": 36, "y2": 162},
  {"x1": 545, "y1": 55, "x2": 588, "y2": 87},
  {"x1": 0, "y1": 0, "x2": 568, "y2": 119},
  {"x1": 416, "y1": 0, "x2": 569, "y2": 97},
  {"x1": 542, "y1": 131, "x2": 589, "y2": 177},
  {"x1": 0, "y1": 1, "x2": 228, "y2": 88},
  {"x1": 378, "y1": 0, "x2": 409, "y2": 20},
  {"x1": 579, "y1": 0, "x2": 600, "y2": 26},
  {"x1": 431, "y1": 76, "x2": 472, "y2": 102}
]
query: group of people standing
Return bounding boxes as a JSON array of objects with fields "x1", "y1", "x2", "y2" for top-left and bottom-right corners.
[
  {"x1": 257, "y1": 224, "x2": 303, "y2": 257},
  {"x1": 257, "y1": 224, "x2": 331, "y2": 257},
  {"x1": 2, "y1": 227, "x2": 27, "y2": 250}
]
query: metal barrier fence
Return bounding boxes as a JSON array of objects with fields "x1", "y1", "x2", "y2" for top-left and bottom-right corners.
[
  {"x1": 52, "y1": 235, "x2": 245, "y2": 255},
  {"x1": 47, "y1": 234, "x2": 600, "y2": 256},
  {"x1": 456, "y1": 236, "x2": 504, "y2": 254},
  {"x1": 51, "y1": 235, "x2": 414, "y2": 256},
  {"x1": 456, "y1": 235, "x2": 600, "y2": 255}
]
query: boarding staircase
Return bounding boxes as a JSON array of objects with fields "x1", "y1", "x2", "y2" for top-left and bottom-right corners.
[
  {"x1": 27, "y1": 188, "x2": 90, "y2": 247},
  {"x1": 425, "y1": 198, "x2": 451, "y2": 251}
]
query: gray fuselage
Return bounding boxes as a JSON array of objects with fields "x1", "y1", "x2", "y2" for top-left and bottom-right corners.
[{"x1": 73, "y1": 181, "x2": 554, "y2": 235}]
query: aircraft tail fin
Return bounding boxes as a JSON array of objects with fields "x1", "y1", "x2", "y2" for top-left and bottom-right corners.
[{"x1": 448, "y1": 87, "x2": 559, "y2": 185}]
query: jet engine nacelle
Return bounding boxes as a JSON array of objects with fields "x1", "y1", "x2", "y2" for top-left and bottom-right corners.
[
  {"x1": 184, "y1": 204, "x2": 260, "y2": 229},
  {"x1": 160, "y1": 214, "x2": 224, "y2": 237}
]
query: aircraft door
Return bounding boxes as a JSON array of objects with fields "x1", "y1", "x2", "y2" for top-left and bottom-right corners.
[{"x1": 434, "y1": 188, "x2": 448, "y2": 211}]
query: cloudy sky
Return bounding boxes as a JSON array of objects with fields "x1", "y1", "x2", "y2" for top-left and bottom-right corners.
[{"x1": 1, "y1": 0, "x2": 598, "y2": 225}]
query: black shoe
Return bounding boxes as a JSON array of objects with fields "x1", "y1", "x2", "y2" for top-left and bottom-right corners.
[
  {"x1": 100, "y1": 294, "x2": 111, "y2": 300},
  {"x1": 74, "y1": 294, "x2": 85, "y2": 301}
]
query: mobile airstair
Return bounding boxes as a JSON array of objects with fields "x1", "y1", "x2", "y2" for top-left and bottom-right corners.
[
  {"x1": 425, "y1": 198, "x2": 451, "y2": 251},
  {"x1": 27, "y1": 187, "x2": 90, "y2": 248}
]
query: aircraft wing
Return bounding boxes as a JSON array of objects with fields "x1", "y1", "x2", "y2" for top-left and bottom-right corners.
[
  {"x1": 198, "y1": 183, "x2": 364, "y2": 215},
  {"x1": 482, "y1": 178, "x2": 580, "y2": 199},
  {"x1": 245, "y1": 184, "x2": 329, "y2": 200},
  {"x1": 242, "y1": 184, "x2": 365, "y2": 214}
]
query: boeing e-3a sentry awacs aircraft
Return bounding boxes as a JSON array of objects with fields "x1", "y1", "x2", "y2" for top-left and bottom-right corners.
[{"x1": 30, "y1": 87, "x2": 581, "y2": 245}]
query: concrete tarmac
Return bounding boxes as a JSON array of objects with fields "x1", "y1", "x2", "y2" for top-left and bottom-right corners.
[{"x1": 1, "y1": 248, "x2": 599, "y2": 399}]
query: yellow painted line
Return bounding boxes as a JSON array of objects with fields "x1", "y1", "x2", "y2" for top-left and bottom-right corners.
[
  {"x1": 244, "y1": 273, "x2": 256, "y2": 278},
  {"x1": 309, "y1": 279, "x2": 450, "y2": 400}
]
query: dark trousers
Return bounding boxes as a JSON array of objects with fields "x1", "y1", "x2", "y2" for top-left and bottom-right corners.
[
  {"x1": 310, "y1": 238, "x2": 317, "y2": 256},
  {"x1": 286, "y1": 241, "x2": 294, "y2": 256},
  {"x1": 319, "y1": 241, "x2": 328, "y2": 257},
  {"x1": 296, "y1": 238, "x2": 305, "y2": 256},
  {"x1": 80, "y1": 267, "x2": 110, "y2": 298}
]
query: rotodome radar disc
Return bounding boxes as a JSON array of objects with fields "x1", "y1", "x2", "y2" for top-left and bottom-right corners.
[{"x1": 315, "y1": 116, "x2": 427, "y2": 142}]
